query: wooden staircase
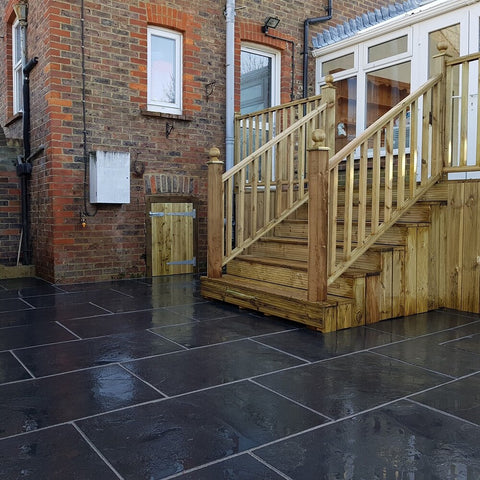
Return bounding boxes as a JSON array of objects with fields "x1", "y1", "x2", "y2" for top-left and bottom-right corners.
[
  {"x1": 201, "y1": 48, "x2": 480, "y2": 332},
  {"x1": 201, "y1": 190, "x2": 447, "y2": 332}
]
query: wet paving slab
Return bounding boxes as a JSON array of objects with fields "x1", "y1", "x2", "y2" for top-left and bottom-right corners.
[
  {"x1": 0, "y1": 351, "x2": 31, "y2": 384},
  {"x1": 411, "y1": 372, "x2": 480, "y2": 426},
  {"x1": 373, "y1": 321, "x2": 480, "y2": 378},
  {"x1": 0, "y1": 364, "x2": 161, "y2": 439},
  {"x1": 1, "y1": 276, "x2": 480, "y2": 479},
  {"x1": 164, "y1": 301, "x2": 248, "y2": 321},
  {"x1": 0, "y1": 322, "x2": 78, "y2": 351},
  {"x1": 14, "y1": 330, "x2": 184, "y2": 377},
  {"x1": 254, "y1": 399, "x2": 480, "y2": 479},
  {"x1": 61, "y1": 308, "x2": 195, "y2": 338},
  {"x1": 76, "y1": 381, "x2": 327, "y2": 479},
  {"x1": 176, "y1": 453, "x2": 285, "y2": 479},
  {"x1": 255, "y1": 351, "x2": 449, "y2": 420},
  {"x1": 151, "y1": 314, "x2": 297, "y2": 348},
  {"x1": 255, "y1": 324, "x2": 403, "y2": 362},
  {"x1": 366, "y1": 309, "x2": 480, "y2": 338},
  {"x1": 0, "y1": 297, "x2": 33, "y2": 313},
  {"x1": 123, "y1": 338, "x2": 305, "y2": 396},
  {"x1": 0, "y1": 424, "x2": 120, "y2": 480},
  {"x1": 0, "y1": 302, "x2": 110, "y2": 328}
]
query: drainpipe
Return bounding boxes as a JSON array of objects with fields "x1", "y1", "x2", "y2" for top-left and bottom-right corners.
[
  {"x1": 225, "y1": 0, "x2": 235, "y2": 170},
  {"x1": 303, "y1": 0, "x2": 332, "y2": 98},
  {"x1": 13, "y1": 0, "x2": 38, "y2": 265}
]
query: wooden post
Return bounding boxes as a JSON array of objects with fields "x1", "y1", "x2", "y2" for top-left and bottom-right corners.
[
  {"x1": 431, "y1": 42, "x2": 449, "y2": 174},
  {"x1": 321, "y1": 74, "x2": 336, "y2": 154},
  {"x1": 207, "y1": 147, "x2": 224, "y2": 278},
  {"x1": 308, "y1": 129, "x2": 329, "y2": 302}
]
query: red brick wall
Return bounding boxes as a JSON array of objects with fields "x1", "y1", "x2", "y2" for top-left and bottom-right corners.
[
  {"x1": 0, "y1": 0, "x2": 398, "y2": 283},
  {"x1": 0, "y1": 133, "x2": 22, "y2": 266}
]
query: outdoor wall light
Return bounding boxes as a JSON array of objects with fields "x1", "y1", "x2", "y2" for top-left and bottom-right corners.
[
  {"x1": 262, "y1": 16, "x2": 280, "y2": 33},
  {"x1": 13, "y1": 0, "x2": 28, "y2": 25}
]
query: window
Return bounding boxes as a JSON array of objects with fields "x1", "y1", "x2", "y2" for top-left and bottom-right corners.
[
  {"x1": 12, "y1": 19, "x2": 23, "y2": 114},
  {"x1": 318, "y1": 31, "x2": 412, "y2": 152},
  {"x1": 147, "y1": 26, "x2": 182, "y2": 115},
  {"x1": 240, "y1": 46, "x2": 280, "y2": 114}
]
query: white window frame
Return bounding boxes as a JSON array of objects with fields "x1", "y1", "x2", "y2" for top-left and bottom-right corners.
[
  {"x1": 12, "y1": 19, "x2": 23, "y2": 114},
  {"x1": 241, "y1": 43, "x2": 281, "y2": 112},
  {"x1": 147, "y1": 26, "x2": 182, "y2": 115}
]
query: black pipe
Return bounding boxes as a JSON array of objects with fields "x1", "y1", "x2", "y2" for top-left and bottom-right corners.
[
  {"x1": 303, "y1": 0, "x2": 332, "y2": 98},
  {"x1": 17, "y1": 56, "x2": 38, "y2": 265}
]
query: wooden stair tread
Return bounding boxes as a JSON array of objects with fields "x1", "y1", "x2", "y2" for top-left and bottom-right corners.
[
  {"x1": 235, "y1": 255, "x2": 380, "y2": 277},
  {"x1": 280, "y1": 218, "x2": 430, "y2": 227},
  {"x1": 260, "y1": 236, "x2": 403, "y2": 252},
  {"x1": 203, "y1": 274, "x2": 351, "y2": 306}
]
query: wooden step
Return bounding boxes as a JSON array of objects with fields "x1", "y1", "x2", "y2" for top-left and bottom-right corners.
[
  {"x1": 227, "y1": 254, "x2": 381, "y2": 325},
  {"x1": 248, "y1": 236, "x2": 402, "y2": 270},
  {"x1": 200, "y1": 274, "x2": 359, "y2": 332},
  {"x1": 290, "y1": 201, "x2": 438, "y2": 223},
  {"x1": 274, "y1": 219, "x2": 430, "y2": 246}
]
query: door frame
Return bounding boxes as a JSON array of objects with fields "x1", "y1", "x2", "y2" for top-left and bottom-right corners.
[{"x1": 145, "y1": 195, "x2": 199, "y2": 277}]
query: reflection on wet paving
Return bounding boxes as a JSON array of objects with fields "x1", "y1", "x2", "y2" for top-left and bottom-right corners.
[{"x1": 0, "y1": 275, "x2": 479, "y2": 479}]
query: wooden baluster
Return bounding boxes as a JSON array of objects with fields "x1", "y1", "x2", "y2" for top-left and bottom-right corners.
[
  {"x1": 307, "y1": 129, "x2": 329, "y2": 302},
  {"x1": 207, "y1": 147, "x2": 224, "y2": 279}
]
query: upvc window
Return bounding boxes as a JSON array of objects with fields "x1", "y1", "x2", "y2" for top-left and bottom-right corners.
[
  {"x1": 147, "y1": 26, "x2": 182, "y2": 115},
  {"x1": 12, "y1": 19, "x2": 23, "y2": 114}
]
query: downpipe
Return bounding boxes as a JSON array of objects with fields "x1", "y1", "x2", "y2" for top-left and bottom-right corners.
[{"x1": 16, "y1": 56, "x2": 38, "y2": 265}]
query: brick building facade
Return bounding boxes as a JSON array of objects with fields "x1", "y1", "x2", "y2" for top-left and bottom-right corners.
[{"x1": 0, "y1": 0, "x2": 392, "y2": 283}]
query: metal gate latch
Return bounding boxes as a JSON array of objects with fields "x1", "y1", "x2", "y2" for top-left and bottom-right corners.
[{"x1": 149, "y1": 210, "x2": 196, "y2": 218}]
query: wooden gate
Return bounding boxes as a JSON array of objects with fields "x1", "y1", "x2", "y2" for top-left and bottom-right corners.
[{"x1": 149, "y1": 202, "x2": 195, "y2": 275}]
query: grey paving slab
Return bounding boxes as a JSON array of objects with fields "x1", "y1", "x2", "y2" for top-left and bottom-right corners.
[
  {"x1": 0, "y1": 302, "x2": 110, "y2": 328},
  {"x1": 368, "y1": 309, "x2": 480, "y2": 338},
  {"x1": 255, "y1": 351, "x2": 448, "y2": 419},
  {"x1": 256, "y1": 325, "x2": 402, "y2": 362},
  {"x1": 15, "y1": 330, "x2": 183, "y2": 377},
  {"x1": 61, "y1": 308, "x2": 195, "y2": 338},
  {"x1": 0, "y1": 351, "x2": 31, "y2": 384},
  {"x1": 0, "y1": 364, "x2": 161, "y2": 438},
  {"x1": 0, "y1": 424, "x2": 118, "y2": 480},
  {"x1": 123, "y1": 338, "x2": 305, "y2": 396},
  {"x1": 178, "y1": 454, "x2": 285, "y2": 479},
  {"x1": 152, "y1": 314, "x2": 297, "y2": 348},
  {"x1": 76, "y1": 381, "x2": 326, "y2": 479},
  {"x1": 255, "y1": 400, "x2": 480, "y2": 479},
  {"x1": 0, "y1": 322, "x2": 77, "y2": 351},
  {"x1": 412, "y1": 373, "x2": 480, "y2": 425}
]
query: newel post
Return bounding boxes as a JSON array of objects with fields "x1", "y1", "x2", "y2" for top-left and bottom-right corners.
[
  {"x1": 321, "y1": 74, "x2": 336, "y2": 154},
  {"x1": 207, "y1": 147, "x2": 224, "y2": 279},
  {"x1": 432, "y1": 42, "x2": 449, "y2": 174},
  {"x1": 307, "y1": 129, "x2": 329, "y2": 302}
]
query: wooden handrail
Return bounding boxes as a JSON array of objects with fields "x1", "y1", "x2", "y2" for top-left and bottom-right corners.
[{"x1": 234, "y1": 93, "x2": 323, "y2": 122}]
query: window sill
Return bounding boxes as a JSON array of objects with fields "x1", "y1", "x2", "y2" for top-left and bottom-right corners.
[
  {"x1": 140, "y1": 110, "x2": 192, "y2": 122},
  {"x1": 4, "y1": 112, "x2": 22, "y2": 127}
]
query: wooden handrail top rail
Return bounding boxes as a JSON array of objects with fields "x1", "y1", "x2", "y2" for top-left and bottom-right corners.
[
  {"x1": 234, "y1": 93, "x2": 323, "y2": 121},
  {"x1": 446, "y1": 51, "x2": 480, "y2": 67},
  {"x1": 223, "y1": 103, "x2": 327, "y2": 182},
  {"x1": 328, "y1": 74, "x2": 442, "y2": 171}
]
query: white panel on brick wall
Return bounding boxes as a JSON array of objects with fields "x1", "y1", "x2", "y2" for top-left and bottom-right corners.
[{"x1": 89, "y1": 151, "x2": 130, "y2": 204}]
